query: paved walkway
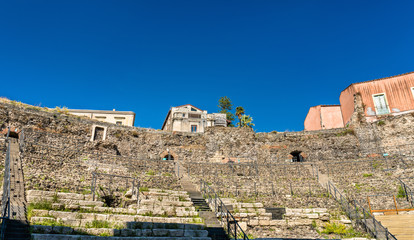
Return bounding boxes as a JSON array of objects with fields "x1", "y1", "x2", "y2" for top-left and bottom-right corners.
[{"x1": 376, "y1": 214, "x2": 414, "y2": 240}]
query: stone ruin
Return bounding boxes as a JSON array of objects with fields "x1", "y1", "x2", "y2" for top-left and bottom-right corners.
[{"x1": 1, "y1": 100, "x2": 414, "y2": 239}]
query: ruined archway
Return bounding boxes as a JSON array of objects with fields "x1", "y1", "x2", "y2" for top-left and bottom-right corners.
[
  {"x1": 160, "y1": 150, "x2": 178, "y2": 161},
  {"x1": 290, "y1": 150, "x2": 305, "y2": 162},
  {"x1": 8, "y1": 131, "x2": 19, "y2": 139}
]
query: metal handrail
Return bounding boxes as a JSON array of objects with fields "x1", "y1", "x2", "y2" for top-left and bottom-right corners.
[
  {"x1": 327, "y1": 181, "x2": 397, "y2": 240},
  {"x1": 200, "y1": 179, "x2": 249, "y2": 240},
  {"x1": 398, "y1": 178, "x2": 414, "y2": 207}
]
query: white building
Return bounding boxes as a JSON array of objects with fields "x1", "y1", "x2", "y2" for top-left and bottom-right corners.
[
  {"x1": 68, "y1": 109, "x2": 135, "y2": 126},
  {"x1": 161, "y1": 104, "x2": 226, "y2": 133}
]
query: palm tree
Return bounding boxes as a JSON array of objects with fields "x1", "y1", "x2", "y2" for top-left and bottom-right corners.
[
  {"x1": 235, "y1": 106, "x2": 245, "y2": 128},
  {"x1": 240, "y1": 115, "x2": 254, "y2": 128}
]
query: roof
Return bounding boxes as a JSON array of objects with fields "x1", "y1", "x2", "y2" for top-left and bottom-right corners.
[
  {"x1": 67, "y1": 109, "x2": 135, "y2": 115},
  {"x1": 309, "y1": 104, "x2": 341, "y2": 108},
  {"x1": 341, "y1": 71, "x2": 414, "y2": 93},
  {"x1": 174, "y1": 104, "x2": 203, "y2": 112},
  {"x1": 161, "y1": 104, "x2": 205, "y2": 130}
]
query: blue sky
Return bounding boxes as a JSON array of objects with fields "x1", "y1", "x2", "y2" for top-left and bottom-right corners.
[{"x1": 1, "y1": 1, "x2": 414, "y2": 132}]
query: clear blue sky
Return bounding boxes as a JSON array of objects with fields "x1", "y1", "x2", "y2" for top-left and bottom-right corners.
[{"x1": 1, "y1": 1, "x2": 414, "y2": 132}]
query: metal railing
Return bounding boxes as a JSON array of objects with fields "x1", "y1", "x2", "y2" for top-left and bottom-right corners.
[
  {"x1": 327, "y1": 181, "x2": 397, "y2": 240},
  {"x1": 200, "y1": 179, "x2": 249, "y2": 240},
  {"x1": 0, "y1": 127, "x2": 11, "y2": 240},
  {"x1": 398, "y1": 178, "x2": 414, "y2": 207}
]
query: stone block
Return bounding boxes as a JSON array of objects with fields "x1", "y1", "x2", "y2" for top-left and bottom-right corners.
[
  {"x1": 57, "y1": 192, "x2": 84, "y2": 200},
  {"x1": 52, "y1": 203, "x2": 64, "y2": 210},
  {"x1": 78, "y1": 200, "x2": 104, "y2": 207},
  {"x1": 185, "y1": 224, "x2": 204, "y2": 230},
  {"x1": 31, "y1": 217, "x2": 55, "y2": 224},
  {"x1": 109, "y1": 214, "x2": 135, "y2": 221},
  {"x1": 31, "y1": 225, "x2": 53, "y2": 234},
  {"x1": 270, "y1": 220, "x2": 286, "y2": 226},
  {"x1": 248, "y1": 219, "x2": 259, "y2": 226},
  {"x1": 141, "y1": 229, "x2": 153, "y2": 236},
  {"x1": 238, "y1": 222, "x2": 247, "y2": 231},
  {"x1": 169, "y1": 229, "x2": 184, "y2": 237},
  {"x1": 153, "y1": 228, "x2": 169, "y2": 237},
  {"x1": 306, "y1": 213, "x2": 319, "y2": 219},
  {"x1": 312, "y1": 208, "x2": 328, "y2": 213},
  {"x1": 66, "y1": 204, "x2": 80, "y2": 210},
  {"x1": 121, "y1": 228, "x2": 135, "y2": 237},
  {"x1": 31, "y1": 209, "x2": 49, "y2": 217},
  {"x1": 259, "y1": 220, "x2": 270, "y2": 226},
  {"x1": 184, "y1": 230, "x2": 209, "y2": 237}
]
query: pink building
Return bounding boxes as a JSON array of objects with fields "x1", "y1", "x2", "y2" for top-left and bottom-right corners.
[
  {"x1": 304, "y1": 71, "x2": 414, "y2": 130},
  {"x1": 304, "y1": 105, "x2": 344, "y2": 131},
  {"x1": 340, "y1": 71, "x2": 414, "y2": 125}
]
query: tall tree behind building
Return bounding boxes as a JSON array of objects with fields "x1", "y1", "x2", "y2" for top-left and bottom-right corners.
[{"x1": 218, "y1": 96, "x2": 235, "y2": 127}]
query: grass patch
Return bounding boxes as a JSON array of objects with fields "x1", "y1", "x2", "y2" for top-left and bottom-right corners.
[
  {"x1": 336, "y1": 128, "x2": 355, "y2": 137},
  {"x1": 397, "y1": 185, "x2": 406, "y2": 198},
  {"x1": 146, "y1": 170, "x2": 155, "y2": 176},
  {"x1": 139, "y1": 187, "x2": 149, "y2": 192},
  {"x1": 85, "y1": 220, "x2": 111, "y2": 229},
  {"x1": 362, "y1": 173, "x2": 373, "y2": 177}
]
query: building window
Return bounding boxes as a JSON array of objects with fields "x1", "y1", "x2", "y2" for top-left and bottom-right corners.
[
  {"x1": 372, "y1": 93, "x2": 390, "y2": 115},
  {"x1": 191, "y1": 125, "x2": 197, "y2": 133},
  {"x1": 116, "y1": 121, "x2": 122, "y2": 125},
  {"x1": 189, "y1": 113, "x2": 201, "y2": 119}
]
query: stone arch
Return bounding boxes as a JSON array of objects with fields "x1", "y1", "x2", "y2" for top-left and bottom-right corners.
[
  {"x1": 289, "y1": 150, "x2": 305, "y2": 162},
  {"x1": 8, "y1": 131, "x2": 19, "y2": 139},
  {"x1": 160, "y1": 150, "x2": 178, "y2": 161}
]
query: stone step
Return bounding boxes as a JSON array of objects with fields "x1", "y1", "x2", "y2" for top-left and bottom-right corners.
[
  {"x1": 32, "y1": 234, "x2": 211, "y2": 240},
  {"x1": 30, "y1": 211, "x2": 204, "y2": 227},
  {"x1": 32, "y1": 225, "x2": 208, "y2": 237}
]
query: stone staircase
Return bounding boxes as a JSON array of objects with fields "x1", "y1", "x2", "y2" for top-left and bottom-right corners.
[
  {"x1": 180, "y1": 176, "x2": 228, "y2": 240},
  {"x1": 5, "y1": 138, "x2": 30, "y2": 240}
]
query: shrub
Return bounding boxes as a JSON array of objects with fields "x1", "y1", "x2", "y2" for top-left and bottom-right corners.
[
  {"x1": 397, "y1": 185, "x2": 406, "y2": 198},
  {"x1": 377, "y1": 120, "x2": 385, "y2": 126},
  {"x1": 363, "y1": 173, "x2": 373, "y2": 177}
]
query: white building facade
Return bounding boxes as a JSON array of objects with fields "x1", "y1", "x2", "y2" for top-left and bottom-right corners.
[
  {"x1": 68, "y1": 109, "x2": 135, "y2": 126},
  {"x1": 161, "y1": 104, "x2": 226, "y2": 133}
]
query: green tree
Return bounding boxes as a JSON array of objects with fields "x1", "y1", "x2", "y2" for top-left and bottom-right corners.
[
  {"x1": 239, "y1": 115, "x2": 254, "y2": 128},
  {"x1": 235, "y1": 106, "x2": 245, "y2": 128},
  {"x1": 218, "y1": 96, "x2": 235, "y2": 127}
]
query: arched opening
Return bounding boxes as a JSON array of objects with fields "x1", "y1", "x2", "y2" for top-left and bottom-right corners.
[
  {"x1": 160, "y1": 150, "x2": 178, "y2": 161},
  {"x1": 8, "y1": 131, "x2": 19, "y2": 139},
  {"x1": 163, "y1": 154, "x2": 174, "y2": 160},
  {"x1": 290, "y1": 150, "x2": 304, "y2": 162}
]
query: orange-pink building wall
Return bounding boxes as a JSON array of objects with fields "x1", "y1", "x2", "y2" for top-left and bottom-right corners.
[
  {"x1": 304, "y1": 105, "x2": 344, "y2": 130},
  {"x1": 304, "y1": 106, "x2": 321, "y2": 131},
  {"x1": 320, "y1": 106, "x2": 344, "y2": 129},
  {"x1": 340, "y1": 72, "x2": 414, "y2": 125}
]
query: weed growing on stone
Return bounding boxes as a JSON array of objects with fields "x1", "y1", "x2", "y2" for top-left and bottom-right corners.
[
  {"x1": 362, "y1": 173, "x2": 373, "y2": 177},
  {"x1": 85, "y1": 220, "x2": 111, "y2": 229},
  {"x1": 139, "y1": 187, "x2": 149, "y2": 192},
  {"x1": 397, "y1": 185, "x2": 406, "y2": 198}
]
